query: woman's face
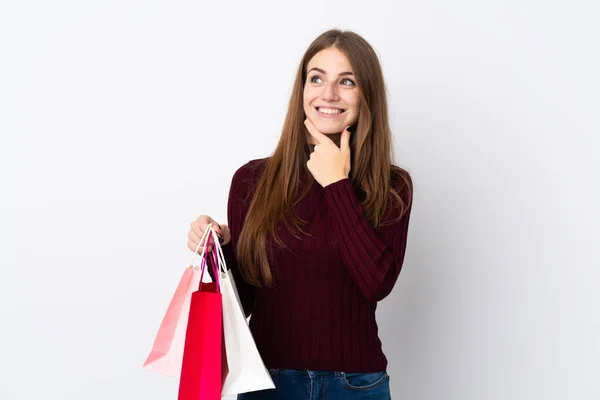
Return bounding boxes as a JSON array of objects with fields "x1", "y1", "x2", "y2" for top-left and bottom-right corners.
[{"x1": 303, "y1": 47, "x2": 360, "y2": 138}]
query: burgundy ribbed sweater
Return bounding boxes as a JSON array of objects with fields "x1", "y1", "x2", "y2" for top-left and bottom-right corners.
[{"x1": 218, "y1": 157, "x2": 413, "y2": 373}]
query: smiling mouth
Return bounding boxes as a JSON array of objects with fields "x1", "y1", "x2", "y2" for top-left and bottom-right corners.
[{"x1": 314, "y1": 106, "x2": 347, "y2": 115}]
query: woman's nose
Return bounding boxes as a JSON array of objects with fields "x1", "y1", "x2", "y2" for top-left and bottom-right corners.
[{"x1": 321, "y1": 83, "x2": 339, "y2": 101}]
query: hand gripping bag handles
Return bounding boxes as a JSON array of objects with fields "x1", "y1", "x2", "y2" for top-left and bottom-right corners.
[{"x1": 178, "y1": 223, "x2": 224, "y2": 400}]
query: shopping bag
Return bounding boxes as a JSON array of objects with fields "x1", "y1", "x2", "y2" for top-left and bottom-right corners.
[
  {"x1": 178, "y1": 225, "x2": 224, "y2": 400},
  {"x1": 142, "y1": 247, "x2": 205, "y2": 377},
  {"x1": 211, "y1": 228, "x2": 276, "y2": 396}
]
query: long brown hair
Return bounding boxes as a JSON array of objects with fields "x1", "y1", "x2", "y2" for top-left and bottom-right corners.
[{"x1": 236, "y1": 29, "x2": 413, "y2": 288}]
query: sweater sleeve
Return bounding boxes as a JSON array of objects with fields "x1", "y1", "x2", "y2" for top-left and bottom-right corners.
[
  {"x1": 321, "y1": 173, "x2": 413, "y2": 302},
  {"x1": 219, "y1": 163, "x2": 257, "y2": 318}
]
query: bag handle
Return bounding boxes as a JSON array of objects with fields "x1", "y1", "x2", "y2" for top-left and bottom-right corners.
[
  {"x1": 199, "y1": 224, "x2": 231, "y2": 282},
  {"x1": 187, "y1": 223, "x2": 227, "y2": 290},
  {"x1": 199, "y1": 244, "x2": 220, "y2": 292}
]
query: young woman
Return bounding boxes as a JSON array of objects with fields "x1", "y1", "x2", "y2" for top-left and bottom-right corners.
[{"x1": 187, "y1": 29, "x2": 413, "y2": 400}]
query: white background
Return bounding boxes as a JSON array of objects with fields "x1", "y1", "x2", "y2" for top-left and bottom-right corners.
[{"x1": 2, "y1": 1, "x2": 599, "y2": 399}]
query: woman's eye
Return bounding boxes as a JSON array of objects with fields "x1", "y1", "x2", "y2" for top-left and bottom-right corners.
[{"x1": 310, "y1": 76, "x2": 355, "y2": 86}]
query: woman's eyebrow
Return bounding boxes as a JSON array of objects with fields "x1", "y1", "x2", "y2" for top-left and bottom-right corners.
[{"x1": 308, "y1": 67, "x2": 354, "y2": 76}]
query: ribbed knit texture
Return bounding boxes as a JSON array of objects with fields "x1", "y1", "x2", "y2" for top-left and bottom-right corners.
[{"x1": 219, "y1": 157, "x2": 413, "y2": 373}]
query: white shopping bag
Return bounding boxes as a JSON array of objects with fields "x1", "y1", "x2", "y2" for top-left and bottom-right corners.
[{"x1": 208, "y1": 227, "x2": 276, "y2": 397}]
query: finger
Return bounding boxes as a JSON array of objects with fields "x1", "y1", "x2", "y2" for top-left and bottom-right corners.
[
  {"x1": 194, "y1": 217, "x2": 210, "y2": 237},
  {"x1": 188, "y1": 239, "x2": 213, "y2": 253},
  {"x1": 208, "y1": 221, "x2": 223, "y2": 235},
  {"x1": 191, "y1": 227, "x2": 217, "y2": 247},
  {"x1": 341, "y1": 125, "x2": 352, "y2": 154},
  {"x1": 189, "y1": 235, "x2": 205, "y2": 253},
  {"x1": 304, "y1": 118, "x2": 332, "y2": 146},
  {"x1": 193, "y1": 217, "x2": 222, "y2": 244},
  {"x1": 189, "y1": 227, "x2": 204, "y2": 246},
  {"x1": 205, "y1": 224, "x2": 223, "y2": 242},
  {"x1": 199, "y1": 215, "x2": 218, "y2": 229},
  {"x1": 191, "y1": 223, "x2": 208, "y2": 243},
  {"x1": 187, "y1": 238, "x2": 197, "y2": 252},
  {"x1": 199, "y1": 238, "x2": 217, "y2": 252}
]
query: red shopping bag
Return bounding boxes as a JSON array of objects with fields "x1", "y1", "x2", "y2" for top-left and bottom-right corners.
[{"x1": 178, "y1": 231, "x2": 224, "y2": 400}]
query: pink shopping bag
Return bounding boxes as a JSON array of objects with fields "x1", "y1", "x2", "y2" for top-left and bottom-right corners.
[
  {"x1": 143, "y1": 266, "x2": 201, "y2": 377},
  {"x1": 143, "y1": 224, "x2": 218, "y2": 378}
]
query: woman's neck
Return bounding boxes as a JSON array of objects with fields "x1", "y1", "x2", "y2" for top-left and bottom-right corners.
[{"x1": 306, "y1": 131, "x2": 343, "y2": 148}]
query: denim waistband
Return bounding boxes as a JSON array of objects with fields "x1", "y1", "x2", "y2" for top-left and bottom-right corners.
[{"x1": 269, "y1": 368, "x2": 343, "y2": 378}]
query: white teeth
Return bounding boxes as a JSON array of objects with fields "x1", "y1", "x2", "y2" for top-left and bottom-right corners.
[{"x1": 318, "y1": 107, "x2": 343, "y2": 114}]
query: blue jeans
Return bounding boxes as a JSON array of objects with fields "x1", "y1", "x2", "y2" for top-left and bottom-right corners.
[{"x1": 237, "y1": 368, "x2": 391, "y2": 399}]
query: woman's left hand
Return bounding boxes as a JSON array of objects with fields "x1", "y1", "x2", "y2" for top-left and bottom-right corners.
[{"x1": 304, "y1": 118, "x2": 352, "y2": 187}]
